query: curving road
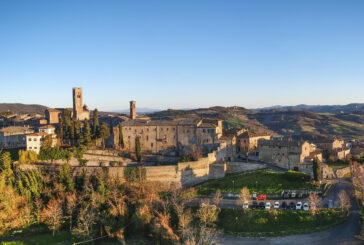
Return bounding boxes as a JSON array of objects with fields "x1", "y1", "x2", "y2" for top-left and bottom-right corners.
[{"x1": 218, "y1": 178, "x2": 362, "y2": 245}]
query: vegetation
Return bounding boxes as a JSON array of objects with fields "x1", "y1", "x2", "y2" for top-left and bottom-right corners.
[
  {"x1": 313, "y1": 158, "x2": 321, "y2": 181},
  {"x1": 352, "y1": 161, "x2": 364, "y2": 240},
  {"x1": 118, "y1": 123, "x2": 124, "y2": 148},
  {"x1": 100, "y1": 122, "x2": 110, "y2": 148},
  {"x1": 0, "y1": 150, "x2": 222, "y2": 244},
  {"x1": 195, "y1": 170, "x2": 320, "y2": 196},
  {"x1": 217, "y1": 208, "x2": 347, "y2": 237},
  {"x1": 135, "y1": 136, "x2": 141, "y2": 162}
]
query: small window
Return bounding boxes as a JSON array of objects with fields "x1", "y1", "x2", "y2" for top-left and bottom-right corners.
[
  {"x1": 147, "y1": 128, "x2": 149, "y2": 132},
  {"x1": 203, "y1": 129, "x2": 206, "y2": 133},
  {"x1": 28, "y1": 138, "x2": 32, "y2": 141},
  {"x1": 128, "y1": 136, "x2": 130, "y2": 139},
  {"x1": 29, "y1": 147, "x2": 32, "y2": 149},
  {"x1": 161, "y1": 128, "x2": 163, "y2": 131},
  {"x1": 167, "y1": 128, "x2": 169, "y2": 131},
  {"x1": 151, "y1": 143, "x2": 153, "y2": 147},
  {"x1": 146, "y1": 136, "x2": 149, "y2": 141},
  {"x1": 34, "y1": 147, "x2": 37, "y2": 149}
]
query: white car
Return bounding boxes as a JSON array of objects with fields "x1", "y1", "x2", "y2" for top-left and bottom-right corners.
[
  {"x1": 243, "y1": 201, "x2": 249, "y2": 209},
  {"x1": 291, "y1": 192, "x2": 296, "y2": 198},
  {"x1": 265, "y1": 202, "x2": 271, "y2": 210},
  {"x1": 296, "y1": 201, "x2": 302, "y2": 210},
  {"x1": 303, "y1": 203, "x2": 309, "y2": 211},
  {"x1": 274, "y1": 201, "x2": 280, "y2": 209}
]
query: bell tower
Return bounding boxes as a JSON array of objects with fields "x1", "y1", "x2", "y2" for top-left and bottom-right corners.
[
  {"x1": 73, "y1": 87, "x2": 83, "y2": 119},
  {"x1": 130, "y1": 100, "x2": 136, "y2": 119}
]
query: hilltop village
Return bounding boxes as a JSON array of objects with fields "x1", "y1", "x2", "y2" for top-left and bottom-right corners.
[
  {"x1": 0, "y1": 87, "x2": 362, "y2": 181},
  {"x1": 1, "y1": 87, "x2": 364, "y2": 243}
]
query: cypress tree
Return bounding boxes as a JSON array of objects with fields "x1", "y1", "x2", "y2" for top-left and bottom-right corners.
[
  {"x1": 100, "y1": 123, "x2": 110, "y2": 148},
  {"x1": 313, "y1": 158, "x2": 321, "y2": 181},
  {"x1": 83, "y1": 119, "x2": 92, "y2": 146},
  {"x1": 135, "y1": 136, "x2": 141, "y2": 162},
  {"x1": 92, "y1": 109, "x2": 99, "y2": 138},
  {"x1": 75, "y1": 119, "x2": 82, "y2": 146}
]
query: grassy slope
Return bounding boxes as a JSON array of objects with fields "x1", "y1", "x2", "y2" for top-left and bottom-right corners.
[
  {"x1": 195, "y1": 170, "x2": 320, "y2": 196},
  {"x1": 217, "y1": 209, "x2": 347, "y2": 237}
]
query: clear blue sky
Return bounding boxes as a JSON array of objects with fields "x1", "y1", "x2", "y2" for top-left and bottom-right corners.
[{"x1": 1, "y1": 0, "x2": 363, "y2": 111}]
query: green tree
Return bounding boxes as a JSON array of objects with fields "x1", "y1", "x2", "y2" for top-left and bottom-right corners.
[
  {"x1": 75, "y1": 119, "x2": 82, "y2": 146},
  {"x1": 63, "y1": 109, "x2": 72, "y2": 140},
  {"x1": 83, "y1": 119, "x2": 92, "y2": 146},
  {"x1": 0, "y1": 152, "x2": 14, "y2": 185},
  {"x1": 100, "y1": 123, "x2": 110, "y2": 148},
  {"x1": 118, "y1": 123, "x2": 124, "y2": 148},
  {"x1": 41, "y1": 135, "x2": 53, "y2": 150},
  {"x1": 92, "y1": 109, "x2": 99, "y2": 138},
  {"x1": 313, "y1": 157, "x2": 321, "y2": 181},
  {"x1": 135, "y1": 136, "x2": 141, "y2": 162}
]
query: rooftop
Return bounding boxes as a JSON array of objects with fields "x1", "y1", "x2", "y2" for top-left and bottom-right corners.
[
  {"x1": 0, "y1": 126, "x2": 34, "y2": 135},
  {"x1": 39, "y1": 125, "x2": 56, "y2": 129},
  {"x1": 240, "y1": 131, "x2": 271, "y2": 138}
]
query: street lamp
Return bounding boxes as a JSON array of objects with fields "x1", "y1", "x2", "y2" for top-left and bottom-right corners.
[{"x1": 232, "y1": 180, "x2": 235, "y2": 193}]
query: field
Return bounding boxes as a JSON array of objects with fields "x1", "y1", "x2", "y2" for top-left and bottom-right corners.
[
  {"x1": 217, "y1": 208, "x2": 347, "y2": 237},
  {"x1": 195, "y1": 170, "x2": 320, "y2": 196}
]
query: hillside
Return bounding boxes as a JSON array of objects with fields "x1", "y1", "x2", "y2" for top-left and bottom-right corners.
[
  {"x1": 149, "y1": 107, "x2": 364, "y2": 140},
  {"x1": 0, "y1": 103, "x2": 48, "y2": 115},
  {"x1": 255, "y1": 103, "x2": 364, "y2": 114}
]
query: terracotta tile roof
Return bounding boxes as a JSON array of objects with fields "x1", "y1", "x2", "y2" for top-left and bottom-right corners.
[
  {"x1": 240, "y1": 131, "x2": 270, "y2": 138},
  {"x1": 0, "y1": 126, "x2": 34, "y2": 135},
  {"x1": 26, "y1": 132, "x2": 48, "y2": 137}
]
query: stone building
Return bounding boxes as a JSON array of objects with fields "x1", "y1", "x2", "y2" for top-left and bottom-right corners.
[
  {"x1": 73, "y1": 87, "x2": 90, "y2": 120},
  {"x1": 258, "y1": 139, "x2": 322, "y2": 172},
  {"x1": 116, "y1": 118, "x2": 223, "y2": 154},
  {"x1": 315, "y1": 138, "x2": 349, "y2": 160},
  {"x1": 0, "y1": 126, "x2": 34, "y2": 149},
  {"x1": 45, "y1": 108, "x2": 61, "y2": 124},
  {"x1": 237, "y1": 131, "x2": 271, "y2": 153},
  {"x1": 26, "y1": 132, "x2": 57, "y2": 154},
  {"x1": 38, "y1": 125, "x2": 56, "y2": 134}
]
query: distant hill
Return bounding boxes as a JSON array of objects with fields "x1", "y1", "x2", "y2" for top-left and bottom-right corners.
[
  {"x1": 0, "y1": 103, "x2": 48, "y2": 115},
  {"x1": 113, "y1": 107, "x2": 161, "y2": 114},
  {"x1": 148, "y1": 106, "x2": 364, "y2": 140},
  {"x1": 255, "y1": 103, "x2": 364, "y2": 114}
]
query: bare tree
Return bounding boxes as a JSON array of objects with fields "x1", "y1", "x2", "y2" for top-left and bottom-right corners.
[
  {"x1": 42, "y1": 198, "x2": 63, "y2": 237},
  {"x1": 337, "y1": 190, "x2": 351, "y2": 215},
  {"x1": 213, "y1": 190, "x2": 223, "y2": 206},
  {"x1": 237, "y1": 187, "x2": 250, "y2": 206},
  {"x1": 66, "y1": 193, "x2": 77, "y2": 231},
  {"x1": 307, "y1": 192, "x2": 321, "y2": 216},
  {"x1": 73, "y1": 205, "x2": 97, "y2": 240}
]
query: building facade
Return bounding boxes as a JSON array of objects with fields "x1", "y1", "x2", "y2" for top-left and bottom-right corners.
[
  {"x1": 258, "y1": 139, "x2": 322, "y2": 172},
  {"x1": 26, "y1": 132, "x2": 57, "y2": 154},
  {"x1": 237, "y1": 131, "x2": 271, "y2": 152},
  {"x1": 117, "y1": 118, "x2": 223, "y2": 154},
  {"x1": 0, "y1": 126, "x2": 34, "y2": 149}
]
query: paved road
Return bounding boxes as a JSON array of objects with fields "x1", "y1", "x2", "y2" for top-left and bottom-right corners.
[{"x1": 217, "y1": 178, "x2": 362, "y2": 245}]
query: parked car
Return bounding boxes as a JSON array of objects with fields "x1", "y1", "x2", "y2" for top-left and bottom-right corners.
[
  {"x1": 243, "y1": 201, "x2": 249, "y2": 209},
  {"x1": 251, "y1": 202, "x2": 258, "y2": 209},
  {"x1": 291, "y1": 192, "x2": 296, "y2": 198},
  {"x1": 252, "y1": 194, "x2": 257, "y2": 200},
  {"x1": 256, "y1": 194, "x2": 267, "y2": 200},
  {"x1": 259, "y1": 202, "x2": 265, "y2": 210},
  {"x1": 274, "y1": 201, "x2": 280, "y2": 209},
  {"x1": 281, "y1": 201, "x2": 287, "y2": 210},
  {"x1": 296, "y1": 202, "x2": 302, "y2": 210},
  {"x1": 297, "y1": 192, "x2": 303, "y2": 198},
  {"x1": 328, "y1": 200, "x2": 333, "y2": 208},
  {"x1": 289, "y1": 202, "x2": 296, "y2": 210},
  {"x1": 303, "y1": 203, "x2": 309, "y2": 211},
  {"x1": 265, "y1": 202, "x2": 271, "y2": 210},
  {"x1": 283, "y1": 192, "x2": 289, "y2": 199}
]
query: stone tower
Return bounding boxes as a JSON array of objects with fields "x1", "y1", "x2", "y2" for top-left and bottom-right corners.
[
  {"x1": 130, "y1": 100, "x2": 136, "y2": 120},
  {"x1": 73, "y1": 87, "x2": 83, "y2": 118},
  {"x1": 72, "y1": 87, "x2": 90, "y2": 120}
]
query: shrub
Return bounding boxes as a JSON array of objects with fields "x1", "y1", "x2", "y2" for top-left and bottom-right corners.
[
  {"x1": 284, "y1": 170, "x2": 311, "y2": 182},
  {"x1": 124, "y1": 166, "x2": 146, "y2": 183},
  {"x1": 109, "y1": 161, "x2": 116, "y2": 167}
]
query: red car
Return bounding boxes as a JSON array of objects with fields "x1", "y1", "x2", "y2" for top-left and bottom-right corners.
[{"x1": 256, "y1": 194, "x2": 267, "y2": 200}]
